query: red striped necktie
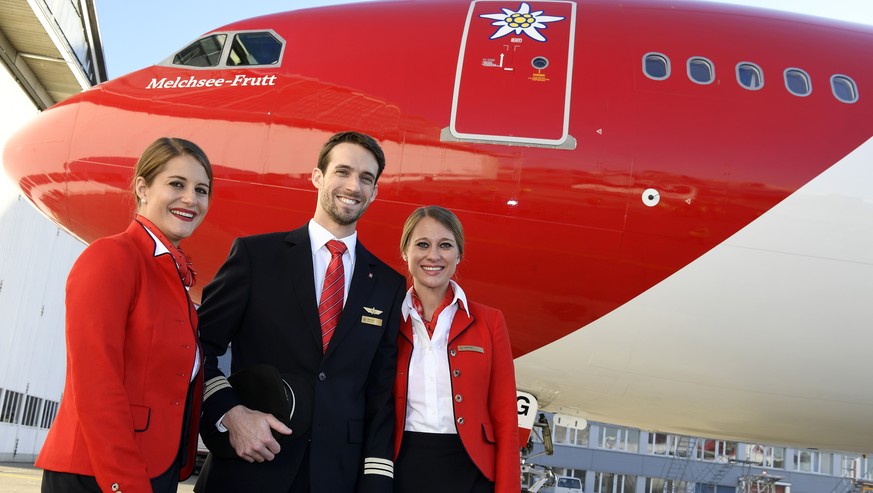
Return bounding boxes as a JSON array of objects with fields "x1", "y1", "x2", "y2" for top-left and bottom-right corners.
[{"x1": 320, "y1": 239, "x2": 347, "y2": 352}]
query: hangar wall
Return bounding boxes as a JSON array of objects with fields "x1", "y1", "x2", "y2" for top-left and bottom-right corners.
[{"x1": 0, "y1": 63, "x2": 85, "y2": 463}]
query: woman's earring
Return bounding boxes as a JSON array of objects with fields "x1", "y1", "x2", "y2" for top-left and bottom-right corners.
[{"x1": 456, "y1": 258, "x2": 460, "y2": 264}]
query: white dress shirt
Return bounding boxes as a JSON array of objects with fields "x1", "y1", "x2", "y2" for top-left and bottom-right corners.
[
  {"x1": 308, "y1": 219, "x2": 356, "y2": 306},
  {"x1": 400, "y1": 280, "x2": 470, "y2": 434}
]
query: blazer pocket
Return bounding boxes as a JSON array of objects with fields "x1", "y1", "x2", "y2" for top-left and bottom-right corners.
[
  {"x1": 348, "y1": 419, "x2": 363, "y2": 444},
  {"x1": 130, "y1": 404, "x2": 151, "y2": 432},
  {"x1": 481, "y1": 422, "x2": 496, "y2": 444}
]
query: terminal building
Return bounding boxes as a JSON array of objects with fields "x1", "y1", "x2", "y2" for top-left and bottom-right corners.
[
  {"x1": 1, "y1": 3, "x2": 872, "y2": 493},
  {"x1": 523, "y1": 414, "x2": 873, "y2": 493}
]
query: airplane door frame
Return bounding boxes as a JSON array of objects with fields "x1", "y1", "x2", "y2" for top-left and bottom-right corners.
[{"x1": 444, "y1": 0, "x2": 577, "y2": 149}]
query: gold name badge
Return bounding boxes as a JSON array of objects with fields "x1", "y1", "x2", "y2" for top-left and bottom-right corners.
[
  {"x1": 361, "y1": 316, "x2": 383, "y2": 327},
  {"x1": 458, "y1": 345, "x2": 484, "y2": 353}
]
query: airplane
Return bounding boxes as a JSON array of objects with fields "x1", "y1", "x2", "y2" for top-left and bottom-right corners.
[{"x1": 3, "y1": 0, "x2": 873, "y2": 456}]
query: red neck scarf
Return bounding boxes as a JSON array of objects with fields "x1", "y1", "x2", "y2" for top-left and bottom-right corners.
[
  {"x1": 411, "y1": 284, "x2": 455, "y2": 339},
  {"x1": 136, "y1": 214, "x2": 196, "y2": 288}
]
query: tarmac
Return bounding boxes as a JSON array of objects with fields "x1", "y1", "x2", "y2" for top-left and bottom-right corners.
[{"x1": 0, "y1": 462, "x2": 197, "y2": 492}]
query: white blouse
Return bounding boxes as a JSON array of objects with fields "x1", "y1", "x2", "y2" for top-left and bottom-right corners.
[{"x1": 400, "y1": 280, "x2": 470, "y2": 434}]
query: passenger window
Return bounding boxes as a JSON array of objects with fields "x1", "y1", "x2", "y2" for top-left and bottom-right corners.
[
  {"x1": 173, "y1": 34, "x2": 227, "y2": 67},
  {"x1": 831, "y1": 75, "x2": 858, "y2": 103},
  {"x1": 688, "y1": 57, "x2": 714, "y2": 84},
  {"x1": 643, "y1": 53, "x2": 670, "y2": 80},
  {"x1": 785, "y1": 68, "x2": 811, "y2": 96},
  {"x1": 227, "y1": 31, "x2": 283, "y2": 66},
  {"x1": 736, "y1": 62, "x2": 763, "y2": 90}
]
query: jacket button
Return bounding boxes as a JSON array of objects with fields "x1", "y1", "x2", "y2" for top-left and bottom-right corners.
[
  {"x1": 452, "y1": 369, "x2": 461, "y2": 377},
  {"x1": 450, "y1": 349, "x2": 457, "y2": 356},
  {"x1": 111, "y1": 484, "x2": 119, "y2": 492},
  {"x1": 455, "y1": 394, "x2": 463, "y2": 402},
  {"x1": 318, "y1": 372, "x2": 327, "y2": 381},
  {"x1": 457, "y1": 417, "x2": 464, "y2": 425}
]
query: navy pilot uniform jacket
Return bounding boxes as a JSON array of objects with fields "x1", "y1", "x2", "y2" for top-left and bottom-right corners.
[{"x1": 196, "y1": 224, "x2": 404, "y2": 493}]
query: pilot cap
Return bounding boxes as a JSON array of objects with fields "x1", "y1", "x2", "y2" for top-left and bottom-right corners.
[{"x1": 201, "y1": 364, "x2": 313, "y2": 459}]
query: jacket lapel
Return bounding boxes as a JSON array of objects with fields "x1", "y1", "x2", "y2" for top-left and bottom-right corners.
[
  {"x1": 447, "y1": 302, "x2": 475, "y2": 343},
  {"x1": 399, "y1": 316, "x2": 414, "y2": 344},
  {"x1": 284, "y1": 227, "x2": 323, "y2": 350},
  {"x1": 130, "y1": 221, "x2": 190, "y2": 317}
]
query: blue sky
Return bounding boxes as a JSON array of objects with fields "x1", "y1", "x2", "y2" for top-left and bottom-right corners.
[{"x1": 98, "y1": 0, "x2": 873, "y2": 79}]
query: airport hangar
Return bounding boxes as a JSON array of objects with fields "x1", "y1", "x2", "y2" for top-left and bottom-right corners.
[{"x1": 0, "y1": 0, "x2": 101, "y2": 462}]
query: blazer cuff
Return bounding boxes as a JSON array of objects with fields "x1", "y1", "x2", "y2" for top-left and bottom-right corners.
[
  {"x1": 204, "y1": 375, "x2": 232, "y2": 400},
  {"x1": 363, "y1": 457, "x2": 393, "y2": 478},
  {"x1": 201, "y1": 376, "x2": 240, "y2": 427},
  {"x1": 357, "y1": 460, "x2": 393, "y2": 493}
]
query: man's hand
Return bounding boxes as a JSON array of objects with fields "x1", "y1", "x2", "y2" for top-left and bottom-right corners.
[{"x1": 223, "y1": 405, "x2": 293, "y2": 462}]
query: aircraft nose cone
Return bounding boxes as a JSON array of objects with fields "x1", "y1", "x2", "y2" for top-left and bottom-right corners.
[{"x1": 3, "y1": 102, "x2": 79, "y2": 229}]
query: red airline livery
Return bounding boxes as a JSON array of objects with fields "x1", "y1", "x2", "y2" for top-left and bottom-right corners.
[{"x1": 4, "y1": 0, "x2": 872, "y2": 454}]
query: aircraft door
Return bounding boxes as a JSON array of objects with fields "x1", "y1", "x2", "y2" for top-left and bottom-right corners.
[{"x1": 446, "y1": 1, "x2": 576, "y2": 148}]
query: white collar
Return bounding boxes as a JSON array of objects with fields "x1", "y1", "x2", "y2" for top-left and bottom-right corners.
[
  {"x1": 141, "y1": 225, "x2": 170, "y2": 258},
  {"x1": 402, "y1": 280, "x2": 470, "y2": 321},
  {"x1": 308, "y1": 218, "x2": 357, "y2": 258}
]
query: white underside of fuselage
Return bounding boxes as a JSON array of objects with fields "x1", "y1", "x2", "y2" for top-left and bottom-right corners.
[{"x1": 515, "y1": 136, "x2": 873, "y2": 453}]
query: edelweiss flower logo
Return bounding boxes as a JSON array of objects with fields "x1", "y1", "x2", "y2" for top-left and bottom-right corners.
[{"x1": 479, "y1": 2, "x2": 565, "y2": 42}]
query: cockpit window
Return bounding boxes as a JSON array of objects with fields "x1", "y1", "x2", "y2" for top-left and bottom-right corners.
[
  {"x1": 228, "y1": 32, "x2": 283, "y2": 66},
  {"x1": 831, "y1": 75, "x2": 858, "y2": 103},
  {"x1": 173, "y1": 34, "x2": 227, "y2": 67},
  {"x1": 785, "y1": 68, "x2": 811, "y2": 97},
  {"x1": 736, "y1": 62, "x2": 763, "y2": 90},
  {"x1": 167, "y1": 30, "x2": 285, "y2": 69},
  {"x1": 643, "y1": 53, "x2": 670, "y2": 80}
]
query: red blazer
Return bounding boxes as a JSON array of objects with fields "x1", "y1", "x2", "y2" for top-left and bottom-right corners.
[
  {"x1": 394, "y1": 299, "x2": 520, "y2": 493},
  {"x1": 36, "y1": 221, "x2": 202, "y2": 493}
]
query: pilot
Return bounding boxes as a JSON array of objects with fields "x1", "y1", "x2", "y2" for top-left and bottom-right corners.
[
  {"x1": 394, "y1": 205, "x2": 520, "y2": 493},
  {"x1": 36, "y1": 137, "x2": 213, "y2": 493},
  {"x1": 195, "y1": 131, "x2": 405, "y2": 493}
]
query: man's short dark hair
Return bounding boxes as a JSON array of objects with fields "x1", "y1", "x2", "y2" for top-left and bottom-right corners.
[{"x1": 316, "y1": 131, "x2": 386, "y2": 180}]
